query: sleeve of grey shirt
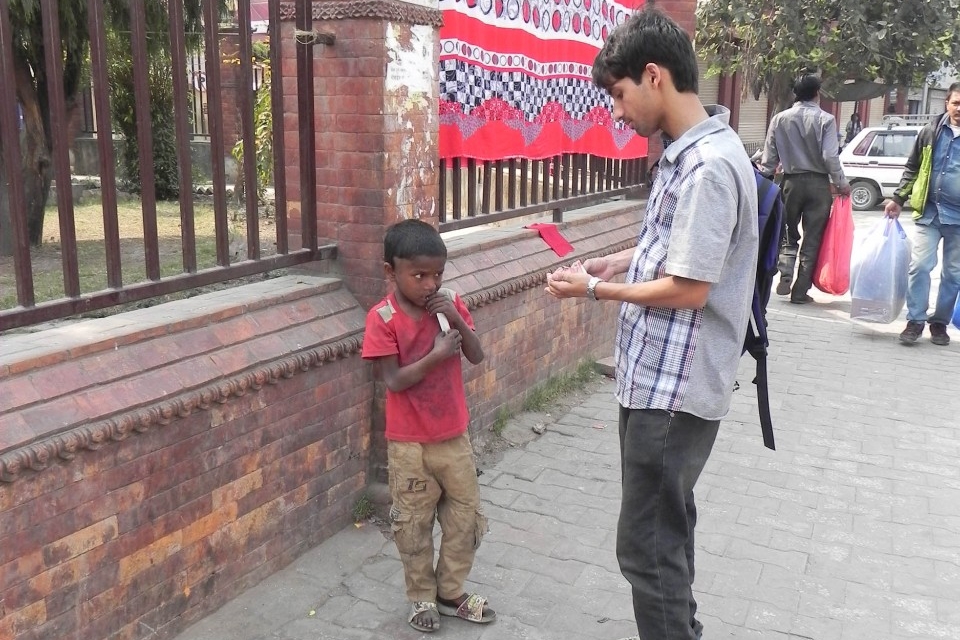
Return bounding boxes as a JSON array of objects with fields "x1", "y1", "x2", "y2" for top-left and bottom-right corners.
[
  {"x1": 821, "y1": 115, "x2": 848, "y2": 187},
  {"x1": 759, "y1": 116, "x2": 780, "y2": 175},
  {"x1": 665, "y1": 169, "x2": 738, "y2": 284}
]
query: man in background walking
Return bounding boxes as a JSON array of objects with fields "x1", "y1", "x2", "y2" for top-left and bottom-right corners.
[
  {"x1": 759, "y1": 74, "x2": 850, "y2": 304},
  {"x1": 885, "y1": 83, "x2": 960, "y2": 346}
]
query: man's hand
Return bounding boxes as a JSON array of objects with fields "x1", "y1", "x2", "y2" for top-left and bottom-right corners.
[
  {"x1": 545, "y1": 269, "x2": 591, "y2": 299},
  {"x1": 837, "y1": 183, "x2": 852, "y2": 196},
  {"x1": 884, "y1": 199, "x2": 902, "y2": 219},
  {"x1": 582, "y1": 257, "x2": 619, "y2": 281}
]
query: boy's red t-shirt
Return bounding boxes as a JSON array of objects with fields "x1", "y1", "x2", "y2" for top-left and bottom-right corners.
[{"x1": 361, "y1": 292, "x2": 475, "y2": 443}]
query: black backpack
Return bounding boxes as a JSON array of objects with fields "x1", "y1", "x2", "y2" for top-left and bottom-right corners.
[{"x1": 743, "y1": 168, "x2": 785, "y2": 450}]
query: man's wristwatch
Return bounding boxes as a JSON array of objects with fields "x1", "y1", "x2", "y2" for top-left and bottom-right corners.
[{"x1": 586, "y1": 276, "x2": 603, "y2": 301}]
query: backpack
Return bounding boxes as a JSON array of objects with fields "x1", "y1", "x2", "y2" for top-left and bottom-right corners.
[{"x1": 744, "y1": 168, "x2": 785, "y2": 451}]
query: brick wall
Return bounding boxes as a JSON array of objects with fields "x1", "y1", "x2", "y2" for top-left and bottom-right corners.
[
  {"x1": 0, "y1": 279, "x2": 373, "y2": 640},
  {"x1": 0, "y1": 202, "x2": 640, "y2": 640}
]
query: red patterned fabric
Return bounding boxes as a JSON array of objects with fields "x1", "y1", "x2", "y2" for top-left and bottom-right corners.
[{"x1": 439, "y1": 0, "x2": 647, "y2": 161}]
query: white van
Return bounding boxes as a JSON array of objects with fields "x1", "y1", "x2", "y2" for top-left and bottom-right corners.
[{"x1": 840, "y1": 120, "x2": 924, "y2": 210}]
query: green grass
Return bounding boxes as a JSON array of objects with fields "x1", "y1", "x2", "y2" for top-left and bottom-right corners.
[
  {"x1": 490, "y1": 359, "x2": 598, "y2": 436},
  {"x1": 351, "y1": 494, "x2": 375, "y2": 522},
  {"x1": 522, "y1": 360, "x2": 598, "y2": 412},
  {"x1": 1, "y1": 197, "x2": 276, "y2": 311}
]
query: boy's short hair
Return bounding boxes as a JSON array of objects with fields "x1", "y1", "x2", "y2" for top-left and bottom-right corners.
[
  {"x1": 793, "y1": 74, "x2": 821, "y2": 102},
  {"x1": 591, "y1": 7, "x2": 698, "y2": 93},
  {"x1": 384, "y1": 219, "x2": 447, "y2": 266}
]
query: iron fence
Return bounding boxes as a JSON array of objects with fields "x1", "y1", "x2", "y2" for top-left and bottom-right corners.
[
  {"x1": 0, "y1": 0, "x2": 326, "y2": 332},
  {"x1": 439, "y1": 154, "x2": 647, "y2": 232}
]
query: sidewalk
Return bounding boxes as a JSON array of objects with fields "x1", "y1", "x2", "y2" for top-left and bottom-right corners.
[{"x1": 173, "y1": 211, "x2": 960, "y2": 640}]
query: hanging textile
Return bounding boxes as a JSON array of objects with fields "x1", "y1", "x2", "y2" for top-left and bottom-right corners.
[{"x1": 439, "y1": 0, "x2": 647, "y2": 161}]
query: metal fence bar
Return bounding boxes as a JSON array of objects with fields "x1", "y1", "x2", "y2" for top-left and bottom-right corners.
[
  {"x1": 87, "y1": 0, "x2": 123, "y2": 289},
  {"x1": 202, "y1": 0, "x2": 231, "y2": 265},
  {"x1": 480, "y1": 161, "x2": 491, "y2": 214},
  {"x1": 269, "y1": 0, "x2": 288, "y2": 253},
  {"x1": 40, "y1": 0, "x2": 81, "y2": 297},
  {"x1": 0, "y1": 0, "x2": 34, "y2": 305},
  {"x1": 452, "y1": 157, "x2": 461, "y2": 220},
  {"x1": 236, "y1": 0, "x2": 259, "y2": 260},
  {"x1": 508, "y1": 158, "x2": 517, "y2": 209},
  {"x1": 129, "y1": 0, "x2": 161, "y2": 281},
  {"x1": 519, "y1": 159, "x2": 528, "y2": 207},
  {"x1": 467, "y1": 158, "x2": 477, "y2": 217},
  {"x1": 494, "y1": 159, "x2": 503, "y2": 212},
  {"x1": 168, "y1": 0, "x2": 198, "y2": 273},
  {"x1": 439, "y1": 159, "x2": 448, "y2": 223},
  {"x1": 296, "y1": 0, "x2": 317, "y2": 251}
]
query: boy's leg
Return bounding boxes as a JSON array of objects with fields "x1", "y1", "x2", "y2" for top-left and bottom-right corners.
[
  {"x1": 388, "y1": 440, "x2": 442, "y2": 603},
  {"x1": 616, "y1": 407, "x2": 719, "y2": 640},
  {"x1": 430, "y1": 433, "x2": 486, "y2": 601}
]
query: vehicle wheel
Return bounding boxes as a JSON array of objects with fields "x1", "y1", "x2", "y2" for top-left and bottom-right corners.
[{"x1": 850, "y1": 181, "x2": 880, "y2": 211}]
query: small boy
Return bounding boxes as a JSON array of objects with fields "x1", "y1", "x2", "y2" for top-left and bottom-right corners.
[{"x1": 361, "y1": 219, "x2": 496, "y2": 633}]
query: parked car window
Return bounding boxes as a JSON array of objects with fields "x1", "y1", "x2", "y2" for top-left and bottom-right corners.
[
  {"x1": 852, "y1": 132, "x2": 875, "y2": 155},
  {"x1": 867, "y1": 132, "x2": 917, "y2": 158}
]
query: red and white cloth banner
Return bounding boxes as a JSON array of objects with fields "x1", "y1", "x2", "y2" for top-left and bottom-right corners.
[{"x1": 439, "y1": 0, "x2": 647, "y2": 161}]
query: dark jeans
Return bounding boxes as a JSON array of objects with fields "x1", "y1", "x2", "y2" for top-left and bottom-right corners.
[
  {"x1": 778, "y1": 172, "x2": 833, "y2": 297},
  {"x1": 617, "y1": 407, "x2": 720, "y2": 640}
]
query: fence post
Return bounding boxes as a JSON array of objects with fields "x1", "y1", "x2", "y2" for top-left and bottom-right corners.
[{"x1": 278, "y1": 0, "x2": 442, "y2": 310}]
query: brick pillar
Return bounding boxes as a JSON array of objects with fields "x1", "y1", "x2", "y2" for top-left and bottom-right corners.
[{"x1": 279, "y1": 0, "x2": 442, "y2": 310}]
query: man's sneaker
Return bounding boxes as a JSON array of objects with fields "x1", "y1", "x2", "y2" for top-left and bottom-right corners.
[
  {"x1": 776, "y1": 279, "x2": 791, "y2": 296},
  {"x1": 899, "y1": 321, "x2": 924, "y2": 344},
  {"x1": 789, "y1": 294, "x2": 814, "y2": 304},
  {"x1": 930, "y1": 322, "x2": 950, "y2": 346}
]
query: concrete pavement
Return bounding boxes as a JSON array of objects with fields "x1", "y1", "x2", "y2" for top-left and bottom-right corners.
[{"x1": 173, "y1": 209, "x2": 960, "y2": 640}]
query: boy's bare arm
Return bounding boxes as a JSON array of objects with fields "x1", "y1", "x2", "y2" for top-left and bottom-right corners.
[{"x1": 377, "y1": 327, "x2": 464, "y2": 392}]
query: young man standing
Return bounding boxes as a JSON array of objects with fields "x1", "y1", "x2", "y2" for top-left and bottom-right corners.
[
  {"x1": 758, "y1": 74, "x2": 851, "y2": 303},
  {"x1": 546, "y1": 8, "x2": 758, "y2": 640},
  {"x1": 885, "y1": 83, "x2": 960, "y2": 346}
]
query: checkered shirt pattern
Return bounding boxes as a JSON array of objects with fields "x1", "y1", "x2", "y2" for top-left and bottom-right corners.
[{"x1": 614, "y1": 146, "x2": 708, "y2": 411}]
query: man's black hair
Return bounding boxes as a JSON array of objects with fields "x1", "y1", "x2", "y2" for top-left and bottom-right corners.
[
  {"x1": 948, "y1": 82, "x2": 960, "y2": 98},
  {"x1": 793, "y1": 74, "x2": 821, "y2": 102},
  {"x1": 384, "y1": 219, "x2": 447, "y2": 266},
  {"x1": 591, "y1": 7, "x2": 698, "y2": 93}
]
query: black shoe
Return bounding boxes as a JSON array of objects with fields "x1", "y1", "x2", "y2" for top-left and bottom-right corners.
[
  {"x1": 776, "y1": 279, "x2": 791, "y2": 296},
  {"x1": 930, "y1": 322, "x2": 950, "y2": 346},
  {"x1": 789, "y1": 294, "x2": 814, "y2": 304},
  {"x1": 899, "y1": 321, "x2": 924, "y2": 344}
]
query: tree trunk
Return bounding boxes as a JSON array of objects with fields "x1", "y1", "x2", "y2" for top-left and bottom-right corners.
[{"x1": 8, "y1": 59, "x2": 55, "y2": 249}]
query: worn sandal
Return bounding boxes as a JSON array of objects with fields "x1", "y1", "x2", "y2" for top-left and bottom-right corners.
[
  {"x1": 408, "y1": 601, "x2": 440, "y2": 632},
  {"x1": 437, "y1": 593, "x2": 496, "y2": 624}
]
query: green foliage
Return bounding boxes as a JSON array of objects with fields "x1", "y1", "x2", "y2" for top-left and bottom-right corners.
[
  {"x1": 108, "y1": 44, "x2": 181, "y2": 199},
  {"x1": 522, "y1": 360, "x2": 598, "y2": 412},
  {"x1": 696, "y1": 0, "x2": 960, "y2": 111},
  {"x1": 489, "y1": 360, "x2": 598, "y2": 436},
  {"x1": 232, "y1": 62, "x2": 274, "y2": 203},
  {"x1": 352, "y1": 494, "x2": 376, "y2": 522},
  {"x1": 491, "y1": 409, "x2": 510, "y2": 436}
]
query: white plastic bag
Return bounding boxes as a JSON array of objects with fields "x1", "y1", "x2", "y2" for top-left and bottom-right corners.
[{"x1": 849, "y1": 219, "x2": 911, "y2": 324}]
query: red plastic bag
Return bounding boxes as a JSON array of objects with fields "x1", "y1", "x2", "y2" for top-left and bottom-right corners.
[{"x1": 813, "y1": 195, "x2": 854, "y2": 295}]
